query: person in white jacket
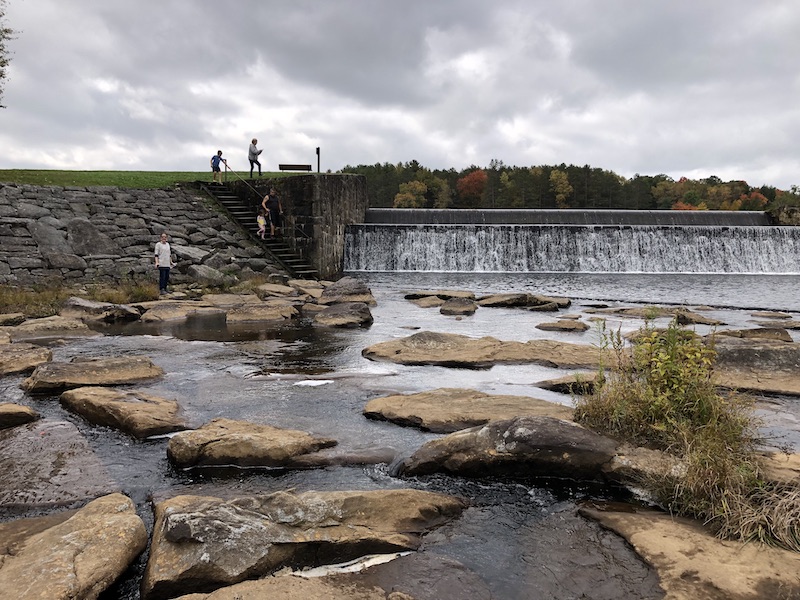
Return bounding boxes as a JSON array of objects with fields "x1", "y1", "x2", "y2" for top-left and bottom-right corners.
[
  {"x1": 154, "y1": 232, "x2": 176, "y2": 295},
  {"x1": 248, "y1": 138, "x2": 263, "y2": 178}
]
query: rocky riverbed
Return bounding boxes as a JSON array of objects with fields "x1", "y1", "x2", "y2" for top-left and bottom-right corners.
[{"x1": 1, "y1": 274, "x2": 799, "y2": 599}]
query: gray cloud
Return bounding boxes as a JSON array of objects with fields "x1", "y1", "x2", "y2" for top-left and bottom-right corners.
[{"x1": 1, "y1": 0, "x2": 798, "y2": 188}]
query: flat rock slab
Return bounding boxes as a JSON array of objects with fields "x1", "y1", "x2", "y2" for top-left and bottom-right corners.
[
  {"x1": 399, "y1": 415, "x2": 618, "y2": 480},
  {"x1": 712, "y1": 336, "x2": 800, "y2": 396},
  {"x1": 536, "y1": 320, "x2": 590, "y2": 332},
  {"x1": 0, "y1": 315, "x2": 96, "y2": 340},
  {"x1": 166, "y1": 417, "x2": 338, "y2": 468},
  {"x1": 363, "y1": 387, "x2": 573, "y2": 433},
  {"x1": 0, "y1": 493, "x2": 147, "y2": 600},
  {"x1": 225, "y1": 302, "x2": 298, "y2": 322},
  {"x1": 22, "y1": 355, "x2": 164, "y2": 393},
  {"x1": 60, "y1": 386, "x2": 186, "y2": 438},
  {"x1": 0, "y1": 342, "x2": 52, "y2": 375},
  {"x1": 0, "y1": 402, "x2": 39, "y2": 429},
  {"x1": 362, "y1": 331, "x2": 604, "y2": 369},
  {"x1": 0, "y1": 419, "x2": 117, "y2": 510},
  {"x1": 175, "y1": 553, "x2": 492, "y2": 600},
  {"x1": 140, "y1": 302, "x2": 225, "y2": 323},
  {"x1": 405, "y1": 289, "x2": 476, "y2": 300},
  {"x1": 60, "y1": 296, "x2": 141, "y2": 323},
  {"x1": 580, "y1": 505, "x2": 800, "y2": 600},
  {"x1": 143, "y1": 489, "x2": 466, "y2": 599}
]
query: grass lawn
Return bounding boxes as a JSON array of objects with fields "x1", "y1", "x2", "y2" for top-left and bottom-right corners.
[{"x1": 0, "y1": 170, "x2": 297, "y2": 189}]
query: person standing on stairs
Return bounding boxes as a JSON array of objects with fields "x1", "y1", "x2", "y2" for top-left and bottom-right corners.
[
  {"x1": 261, "y1": 187, "x2": 283, "y2": 238},
  {"x1": 248, "y1": 138, "x2": 263, "y2": 178},
  {"x1": 210, "y1": 150, "x2": 227, "y2": 184}
]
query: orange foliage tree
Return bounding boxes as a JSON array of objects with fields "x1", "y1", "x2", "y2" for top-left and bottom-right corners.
[{"x1": 456, "y1": 169, "x2": 488, "y2": 207}]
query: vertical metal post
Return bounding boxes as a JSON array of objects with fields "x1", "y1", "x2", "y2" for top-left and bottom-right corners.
[{"x1": 316, "y1": 147, "x2": 320, "y2": 173}]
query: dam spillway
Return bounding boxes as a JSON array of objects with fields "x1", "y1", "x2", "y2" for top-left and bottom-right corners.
[{"x1": 344, "y1": 210, "x2": 799, "y2": 274}]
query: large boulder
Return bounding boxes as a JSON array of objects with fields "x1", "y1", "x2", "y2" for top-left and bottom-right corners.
[
  {"x1": 0, "y1": 403, "x2": 39, "y2": 429},
  {"x1": 187, "y1": 264, "x2": 237, "y2": 287},
  {"x1": 22, "y1": 355, "x2": 164, "y2": 393},
  {"x1": 0, "y1": 493, "x2": 147, "y2": 600},
  {"x1": 580, "y1": 505, "x2": 800, "y2": 600},
  {"x1": 318, "y1": 276, "x2": 376, "y2": 306},
  {"x1": 0, "y1": 342, "x2": 52, "y2": 375},
  {"x1": 363, "y1": 388, "x2": 573, "y2": 433},
  {"x1": 142, "y1": 489, "x2": 466, "y2": 599},
  {"x1": 362, "y1": 331, "x2": 604, "y2": 369},
  {"x1": 66, "y1": 217, "x2": 123, "y2": 255},
  {"x1": 398, "y1": 415, "x2": 618, "y2": 480},
  {"x1": 166, "y1": 418, "x2": 337, "y2": 468},
  {"x1": 60, "y1": 386, "x2": 186, "y2": 438},
  {"x1": 313, "y1": 302, "x2": 373, "y2": 327},
  {"x1": 0, "y1": 419, "x2": 117, "y2": 509}
]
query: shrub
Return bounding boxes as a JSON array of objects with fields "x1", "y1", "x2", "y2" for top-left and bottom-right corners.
[{"x1": 575, "y1": 318, "x2": 800, "y2": 551}]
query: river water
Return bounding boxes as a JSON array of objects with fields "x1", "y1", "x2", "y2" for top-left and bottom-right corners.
[{"x1": 3, "y1": 271, "x2": 800, "y2": 599}]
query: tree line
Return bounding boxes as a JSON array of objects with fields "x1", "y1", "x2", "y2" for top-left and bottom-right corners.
[{"x1": 339, "y1": 160, "x2": 800, "y2": 212}]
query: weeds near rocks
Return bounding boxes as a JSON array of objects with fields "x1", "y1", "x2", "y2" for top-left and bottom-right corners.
[
  {"x1": 575, "y1": 318, "x2": 800, "y2": 551},
  {"x1": 0, "y1": 284, "x2": 71, "y2": 317}
]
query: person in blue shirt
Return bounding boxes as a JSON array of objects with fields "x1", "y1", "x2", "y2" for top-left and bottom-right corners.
[{"x1": 210, "y1": 150, "x2": 227, "y2": 184}]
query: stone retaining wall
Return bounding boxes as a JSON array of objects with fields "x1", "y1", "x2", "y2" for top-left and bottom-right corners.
[{"x1": 0, "y1": 183, "x2": 283, "y2": 287}]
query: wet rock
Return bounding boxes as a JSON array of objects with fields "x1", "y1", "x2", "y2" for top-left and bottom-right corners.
[
  {"x1": 0, "y1": 342, "x2": 52, "y2": 375},
  {"x1": 714, "y1": 327, "x2": 793, "y2": 343},
  {"x1": 140, "y1": 301, "x2": 225, "y2": 323},
  {"x1": 0, "y1": 419, "x2": 117, "y2": 510},
  {"x1": 362, "y1": 331, "x2": 605, "y2": 369},
  {"x1": 225, "y1": 302, "x2": 298, "y2": 322},
  {"x1": 675, "y1": 308, "x2": 725, "y2": 326},
  {"x1": 409, "y1": 295, "x2": 445, "y2": 308},
  {"x1": 0, "y1": 403, "x2": 39, "y2": 429},
  {"x1": 751, "y1": 311, "x2": 792, "y2": 319},
  {"x1": 530, "y1": 294, "x2": 572, "y2": 308},
  {"x1": 399, "y1": 415, "x2": 618, "y2": 480},
  {"x1": 0, "y1": 493, "x2": 147, "y2": 600},
  {"x1": 476, "y1": 292, "x2": 530, "y2": 307},
  {"x1": 580, "y1": 505, "x2": 800, "y2": 600},
  {"x1": 753, "y1": 319, "x2": 800, "y2": 330},
  {"x1": 712, "y1": 336, "x2": 800, "y2": 395},
  {"x1": 143, "y1": 489, "x2": 466, "y2": 599},
  {"x1": 526, "y1": 301, "x2": 560, "y2": 312},
  {"x1": 318, "y1": 276, "x2": 376, "y2": 306},
  {"x1": 536, "y1": 372, "x2": 599, "y2": 395},
  {"x1": 439, "y1": 297, "x2": 477, "y2": 316},
  {"x1": 313, "y1": 301, "x2": 373, "y2": 327},
  {"x1": 59, "y1": 296, "x2": 141, "y2": 323},
  {"x1": 22, "y1": 355, "x2": 164, "y2": 393},
  {"x1": 0, "y1": 315, "x2": 95, "y2": 340},
  {"x1": 404, "y1": 289, "x2": 475, "y2": 301},
  {"x1": 536, "y1": 319, "x2": 590, "y2": 332},
  {"x1": 166, "y1": 417, "x2": 338, "y2": 468},
  {"x1": 60, "y1": 386, "x2": 186, "y2": 438},
  {"x1": 363, "y1": 387, "x2": 573, "y2": 433}
]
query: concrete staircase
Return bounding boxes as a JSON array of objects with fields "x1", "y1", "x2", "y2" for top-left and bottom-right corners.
[{"x1": 201, "y1": 182, "x2": 318, "y2": 279}]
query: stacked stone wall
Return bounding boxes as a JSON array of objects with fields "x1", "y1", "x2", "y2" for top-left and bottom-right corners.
[{"x1": 0, "y1": 183, "x2": 283, "y2": 287}]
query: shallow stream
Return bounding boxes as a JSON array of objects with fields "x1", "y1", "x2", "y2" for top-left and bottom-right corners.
[{"x1": 2, "y1": 272, "x2": 799, "y2": 599}]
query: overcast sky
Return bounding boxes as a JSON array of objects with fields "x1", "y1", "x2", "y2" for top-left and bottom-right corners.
[{"x1": 2, "y1": 1, "x2": 799, "y2": 188}]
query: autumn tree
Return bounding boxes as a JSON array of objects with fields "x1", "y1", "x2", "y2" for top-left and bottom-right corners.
[
  {"x1": 549, "y1": 169, "x2": 573, "y2": 209},
  {"x1": 0, "y1": 0, "x2": 13, "y2": 108},
  {"x1": 393, "y1": 180, "x2": 428, "y2": 208},
  {"x1": 456, "y1": 169, "x2": 488, "y2": 208}
]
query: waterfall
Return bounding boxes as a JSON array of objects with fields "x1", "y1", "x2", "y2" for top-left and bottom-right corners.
[{"x1": 343, "y1": 224, "x2": 800, "y2": 274}]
